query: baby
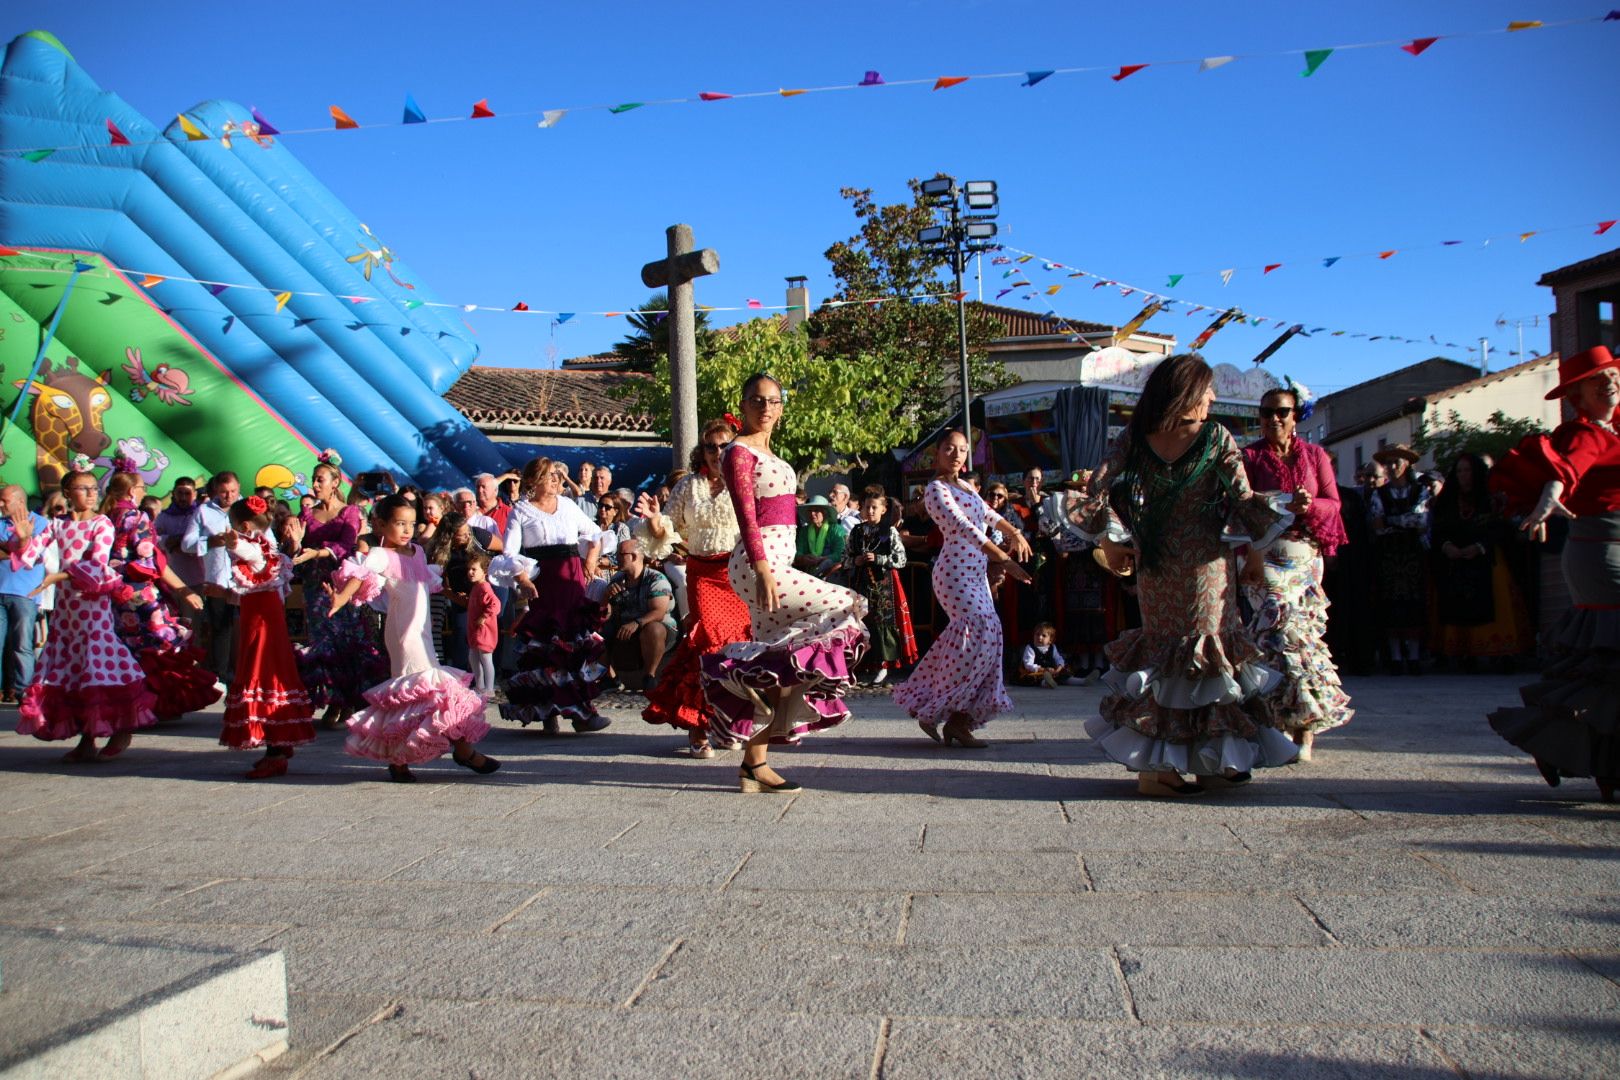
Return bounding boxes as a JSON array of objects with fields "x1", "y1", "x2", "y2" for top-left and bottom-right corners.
[{"x1": 1019, "y1": 622, "x2": 1072, "y2": 688}]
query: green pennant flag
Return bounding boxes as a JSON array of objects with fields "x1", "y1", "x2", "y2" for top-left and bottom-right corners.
[
  {"x1": 1302, "y1": 49, "x2": 1333, "y2": 77},
  {"x1": 609, "y1": 102, "x2": 645, "y2": 114},
  {"x1": 1167, "y1": 274, "x2": 1184, "y2": 288},
  {"x1": 405, "y1": 299, "x2": 424, "y2": 310},
  {"x1": 22, "y1": 148, "x2": 55, "y2": 162}
]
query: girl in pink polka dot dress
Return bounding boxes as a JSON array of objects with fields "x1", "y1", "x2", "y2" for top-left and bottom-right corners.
[
  {"x1": 701, "y1": 374, "x2": 868, "y2": 794},
  {"x1": 893, "y1": 431, "x2": 1032, "y2": 747},
  {"x1": 13, "y1": 470, "x2": 157, "y2": 762}
]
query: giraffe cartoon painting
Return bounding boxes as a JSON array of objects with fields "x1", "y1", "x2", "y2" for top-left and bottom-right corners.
[{"x1": 13, "y1": 356, "x2": 114, "y2": 492}]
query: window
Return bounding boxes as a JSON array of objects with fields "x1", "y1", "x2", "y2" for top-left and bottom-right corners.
[
  {"x1": 1377, "y1": 436, "x2": 1388, "y2": 449},
  {"x1": 1354, "y1": 445, "x2": 1365, "y2": 469},
  {"x1": 1576, "y1": 284, "x2": 1620, "y2": 353}
]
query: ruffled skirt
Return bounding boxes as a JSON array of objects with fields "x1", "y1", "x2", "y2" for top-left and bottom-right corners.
[
  {"x1": 1243, "y1": 538, "x2": 1353, "y2": 736},
  {"x1": 702, "y1": 526, "x2": 868, "y2": 742},
  {"x1": 221, "y1": 591, "x2": 316, "y2": 750},
  {"x1": 1489, "y1": 515, "x2": 1620, "y2": 782},
  {"x1": 141, "y1": 645, "x2": 224, "y2": 718},
  {"x1": 893, "y1": 544, "x2": 1008, "y2": 729},
  {"x1": 18, "y1": 591, "x2": 156, "y2": 742},
  {"x1": 500, "y1": 553, "x2": 607, "y2": 727},
  {"x1": 345, "y1": 665, "x2": 490, "y2": 764},
  {"x1": 297, "y1": 578, "x2": 389, "y2": 711},
  {"x1": 643, "y1": 553, "x2": 751, "y2": 733}
]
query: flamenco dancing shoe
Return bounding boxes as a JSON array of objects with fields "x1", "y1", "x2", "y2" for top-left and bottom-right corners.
[
  {"x1": 386, "y1": 764, "x2": 417, "y2": 784},
  {"x1": 99, "y1": 733, "x2": 133, "y2": 759},
  {"x1": 1534, "y1": 758, "x2": 1562, "y2": 788},
  {"x1": 1293, "y1": 733, "x2": 1315, "y2": 763},
  {"x1": 451, "y1": 749, "x2": 502, "y2": 775},
  {"x1": 1201, "y1": 770, "x2": 1253, "y2": 789},
  {"x1": 573, "y1": 712, "x2": 612, "y2": 733},
  {"x1": 870, "y1": 667, "x2": 889, "y2": 686},
  {"x1": 1137, "y1": 774, "x2": 1206, "y2": 798},
  {"x1": 942, "y1": 715, "x2": 988, "y2": 749},
  {"x1": 245, "y1": 756, "x2": 289, "y2": 780},
  {"x1": 918, "y1": 721, "x2": 942, "y2": 744},
  {"x1": 61, "y1": 742, "x2": 100, "y2": 764},
  {"x1": 679, "y1": 742, "x2": 716, "y2": 759},
  {"x1": 739, "y1": 761, "x2": 802, "y2": 794}
]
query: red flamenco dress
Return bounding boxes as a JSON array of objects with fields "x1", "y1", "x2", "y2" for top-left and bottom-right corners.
[
  {"x1": 16, "y1": 516, "x2": 156, "y2": 741},
  {"x1": 220, "y1": 533, "x2": 316, "y2": 752},
  {"x1": 107, "y1": 500, "x2": 221, "y2": 718}
]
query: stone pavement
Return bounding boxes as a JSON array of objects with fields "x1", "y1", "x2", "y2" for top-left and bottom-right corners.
[{"x1": 1, "y1": 673, "x2": 1617, "y2": 1079}]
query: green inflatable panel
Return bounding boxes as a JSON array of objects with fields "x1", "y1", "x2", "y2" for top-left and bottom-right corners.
[{"x1": 0, "y1": 249, "x2": 317, "y2": 502}]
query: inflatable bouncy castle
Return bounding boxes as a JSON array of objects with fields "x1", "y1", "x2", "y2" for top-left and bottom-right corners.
[{"x1": 0, "y1": 30, "x2": 511, "y2": 495}]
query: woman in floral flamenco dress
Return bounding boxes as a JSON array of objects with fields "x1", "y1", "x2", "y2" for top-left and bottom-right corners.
[{"x1": 14, "y1": 470, "x2": 156, "y2": 761}]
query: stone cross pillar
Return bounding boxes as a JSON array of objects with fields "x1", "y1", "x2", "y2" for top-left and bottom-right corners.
[{"x1": 641, "y1": 224, "x2": 719, "y2": 472}]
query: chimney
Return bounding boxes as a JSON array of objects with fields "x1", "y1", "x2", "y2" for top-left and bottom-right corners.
[{"x1": 785, "y1": 276, "x2": 810, "y2": 328}]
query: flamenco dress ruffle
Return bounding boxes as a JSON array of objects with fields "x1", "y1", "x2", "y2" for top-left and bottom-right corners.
[
  {"x1": 141, "y1": 645, "x2": 224, "y2": 716},
  {"x1": 344, "y1": 667, "x2": 490, "y2": 765},
  {"x1": 221, "y1": 590, "x2": 316, "y2": 751},
  {"x1": 500, "y1": 551, "x2": 608, "y2": 728},
  {"x1": 643, "y1": 553, "x2": 752, "y2": 732},
  {"x1": 1243, "y1": 537, "x2": 1353, "y2": 737}
]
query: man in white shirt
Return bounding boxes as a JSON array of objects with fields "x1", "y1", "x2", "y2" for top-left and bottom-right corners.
[
  {"x1": 155, "y1": 476, "x2": 204, "y2": 588},
  {"x1": 183, "y1": 471, "x2": 240, "y2": 685},
  {"x1": 829, "y1": 483, "x2": 861, "y2": 533},
  {"x1": 451, "y1": 487, "x2": 499, "y2": 533}
]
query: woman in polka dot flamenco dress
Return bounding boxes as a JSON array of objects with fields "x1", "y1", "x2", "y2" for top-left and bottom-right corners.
[
  {"x1": 894, "y1": 429, "x2": 1033, "y2": 748},
  {"x1": 14, "y1": 469, "x2": 156, "y2": 761},
  {"x1": 701, "y1": 374, "x2": 868, "y2": 794}
]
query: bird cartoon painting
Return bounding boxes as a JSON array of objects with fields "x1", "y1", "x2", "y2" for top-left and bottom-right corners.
[{"x1": 122, "y1": 346, "x2": 195, "y2": 407}]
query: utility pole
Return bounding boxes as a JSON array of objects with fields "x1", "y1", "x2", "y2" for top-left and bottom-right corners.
[{"x1": 918, "y1": 177, "x2": 1000, "y2": 454}]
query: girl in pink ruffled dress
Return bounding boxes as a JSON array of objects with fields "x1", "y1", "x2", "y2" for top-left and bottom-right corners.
[{"x1": 326, "y1": 493, "x2": 500, "y2": 783}]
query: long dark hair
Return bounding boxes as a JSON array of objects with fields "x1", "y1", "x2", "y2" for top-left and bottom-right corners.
[
  {"x1": 1434, "y1": 452, "x2": 1492, "y2": 519},
  {"x1": 1129, "y1": 354, "x2": 1214, "y2": 442}
]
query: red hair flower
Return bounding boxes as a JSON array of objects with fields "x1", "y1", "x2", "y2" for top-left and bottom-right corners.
[
  {"x1": 723, "y1": 413, "x2": 742, "y2": 432},
  {"x1": 244, "y1": 495, "x2": 269, "y2": 515}
]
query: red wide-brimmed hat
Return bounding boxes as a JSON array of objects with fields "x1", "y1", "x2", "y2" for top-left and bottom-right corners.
[{"x1": 1544, "y1": 345, "x2": 1620, "y2": 400}]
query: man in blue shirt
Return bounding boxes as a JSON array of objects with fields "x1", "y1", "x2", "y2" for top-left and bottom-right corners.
[
  {"x1": 0, "y1": 485, "x2": 51, "y2": 703},
  {"x1": 183, "y1": 471, "x2": 240, "y2": 685}
]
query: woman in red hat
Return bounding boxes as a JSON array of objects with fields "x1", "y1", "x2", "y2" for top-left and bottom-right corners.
[{"x1": 1489, "y1": 345, "x2": 1620, "y2": 801}]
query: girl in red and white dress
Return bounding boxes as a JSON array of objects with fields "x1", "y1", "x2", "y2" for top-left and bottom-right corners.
[
  {"x1": 328, "y1": 494, "x2": 501, "y2": 783},
  {"x1": 14, "y1": 470, "x2": 156, "y2": 761},
  {"x1": 220, "y1": 496, "x2": 316, "y2": 778}
]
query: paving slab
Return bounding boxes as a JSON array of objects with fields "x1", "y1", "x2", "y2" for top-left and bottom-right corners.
[
  {"x1": 499, "y1": 886, "x2": 906, "y2": 944},
  {"x1": 905, "y1": 892, "x2": 1329, "y2": 948}
]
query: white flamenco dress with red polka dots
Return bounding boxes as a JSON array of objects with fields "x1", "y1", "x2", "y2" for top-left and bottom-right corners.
[{"x1": 17, "y1": 515, "x2": 156, "y2": 740}]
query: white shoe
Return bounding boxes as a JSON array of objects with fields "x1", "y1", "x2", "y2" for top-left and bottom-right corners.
[{"x1": 870, "y1": 668, "x2": 888, "y2": 686}]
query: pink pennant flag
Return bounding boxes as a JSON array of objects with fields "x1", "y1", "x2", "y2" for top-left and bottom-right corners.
[
  {"x1": 699, "y1": 92, "x2": 732, "y2": 101},
  {"x1": 1263, "y1": 263, "x2": 1282, "y2": 275},
  {"x1": 933, "y1": 76, "x2": 969, "y2": 91},
  {"x1": 746, "y1": 299, "x2": 763, "y2": 308},
  {"x1": 1402, "y1": 37, "x2": 1438, "y2": 56},
  {"x1": 1111, "y1": 65, "x2": 1148, "y2": 82},
  {"x1": 1119, "y1": 287, "x2": 1135, "y2": 298},
  {"x1": 470, "y1": 99, "x2": 495, "y2": 119},
  {"x1": 107, "y1": 119, "x2": 131, "y2": 145}
]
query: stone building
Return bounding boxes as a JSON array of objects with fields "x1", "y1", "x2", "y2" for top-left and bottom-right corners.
[{"x1": 1539, "y1": 245, "x2": 1620, "y2": 360}]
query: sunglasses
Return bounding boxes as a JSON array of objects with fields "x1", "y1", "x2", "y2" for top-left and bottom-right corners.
[
  {"x1": 1258, "y1": 406, "x2": 1295, "y2": 419},
  {"x1": 701, "y1": 442, "x2": 729, "y2": 452},
  {"x1": 745, "y1": 396, "x2": 784, "y2": 408}
]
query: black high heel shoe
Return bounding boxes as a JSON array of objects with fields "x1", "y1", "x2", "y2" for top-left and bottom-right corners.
[
  {"x1": 387, "y1": 764, "x2": 417, "y2": 783},
  {"x1": 739, "y1": 761, "x2": 802, "y2": 794},
  {"x1": 452, "y1": 749, "x2": 501, "y2": 775}
]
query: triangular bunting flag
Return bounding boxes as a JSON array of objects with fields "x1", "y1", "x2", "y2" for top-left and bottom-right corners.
[
  {"x1": 0, "y1": 245, "x2": 19, "y2": 256},
  {"x1": 698, "y1": 92, "x2": 732, "y2": 101},
  {"x1": 538, "y1": 110, "x2": 566, "y2": 128},
  {"x1": 207, "y1": 283, "x2": 228, "y2": 296},
  {"x1": 176, "y1": 114, "x2": 208, "y2": 141},
  {"x1": 1167, "y1": 274, "x2": 1184, "y2": 288},
  {"x1": 933, "y1": 76, "x2": 969, "y2": 91},
  {"x1": 1506, "y1": 20, "x2": 1542, "y2": 31},
  {"x1": 1111, "y1": 64, "x2": 1148, "y2": 82},
  {"x1": 1402, "y1": 37, "x2": 1438, "y2": 56},
  {"x1": 1378, "y1": 250, "x2": 1396, "y2": 259},
  {"x1": 779, "y1": 88, "x2": 806, "y2": 97},
  {"x1": 604, "y1": 312, "x2": 623, "y2": 318},
  {"x1": 609, "y1": 103, "x2": 644, "y2": 114},
  {"x1": 405, "y1": 299, "x2": 424, "y2": 309},
  {"x1": 1220, "y1": 269, "x2": 1235, "y2": 285},
  {"x1": 1443, "y1": 240, "x2": 1463, "y2": 245},
  {"x1": 1519, "y1": 231, "x2": 1536, "y2": 243},
  {"x1": 1323, "y1": 256, "x2": 1341, "y2": 268},
  {"x1": 1301, "y1": 49, "x2": 1333, "y2": 77},
  {"x1": 746, "y1": 299, "x2": 763, "y2": 308},
  {"x1": 140, "y1": 274, "x2": 165, "y2": 288},
  {"x1": 1199, "y1": 56, "x2": 1235, "y2": 72},
  {"x1": 1045, "y1": 285, "x2": 1061, "y2": 295},
  {"x1": 403, "y1": 93, "x2": 427, "y2": 124},
  {"x1": 251, "y1": 107, "x2": 280, "y2": 135},
  {"x1": 1022, "y1": 71, "x2": 1054, "y2": 87},
  {"x1": 329, "y1": 105, "x2": 359, "y2": 130},
  {"x1": 512, "y1": 302, "x2": 530, "y2": 312},
  {"x1": 996, "y1": 288, "x2": 1014, "y2": 299},
  {"x1": 954, "y1": 291, "x2": 968, "y2": 301},
  {"x1": 22, "y1": 149, "x2": 54, "y2": 162},
  {"x1": 859, "y1": 71, "x2": 884, "y2": 86},
  {"x1": 274, "y1": 291, "x2": 291, "y2": 312},
  {"x1": 470, "y1": 98, "x2": 495, "y2": 119},
  {"x1": 1017, "y1": 255, "x2": 1033, "y2": 263},
  {"x1": 1263, "y1": 263, "x2": 1282, "y2": 274},
  {"x1": 1119, "y1": 287, "x2": 1135, "y2": 298},
  {"x1": 107, "y1": 119, "x2": 131, "y2": 146},
  {"x1": 222, "y1": 315, "x2": 235, "y2": 334},
  {"x1": 556, "y1": 313, "x2": 574, "y2": 324},
  {"x1": 1597, "y1": 221, "x2": 1617, "y2": 235}
]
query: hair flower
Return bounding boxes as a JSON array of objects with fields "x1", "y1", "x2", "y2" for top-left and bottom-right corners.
[
  {"x1": 244, "y1": 495, "x2": 269, "y2": 515},
  {"x1": 722, "y1": 413, "x2": 742, "y2": 432},
  {"x1": 316, "y1": 448, "x2": 342, "y2": 467}
]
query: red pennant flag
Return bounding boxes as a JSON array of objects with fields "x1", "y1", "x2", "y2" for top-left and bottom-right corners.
[
  {"x1": 1378, "y1": 250, "x2": 1397, "y2": 259},
  {"x1": 954, "y1": 291, "x2": 968, "y2": 301},
  {"x1": 512, "y1": 302, "x2": 530, "y2": 312},
  {"x1": 107, "y1": 119, "x2": 131, "y2": 145},
  {"x1": 1263, "y1": 263, "x2": 1283, "y2": 274},
  {"x1": 470, "y1": 98, "x2": 495, "y2": 119},
  {"x1": 1597, "y1": 220, "x2": 1617, "y2": 235},
  {"x1": 698, "y1": 92, "x2": 732, "y2": 101},
  {"x1": 0, "y1": 245, "x2": 19, "y2": 256},
  {"x1": 1401, "y1": 37, "x2": 1438, "y2": 56},
  {"x1": 1111, "y1": 65, "x2": 1148, "y2": 82},
  {"x1": 329, "y1": 105, "x2": 359, "y2": 130},
  {"x1": 933, "y1": 76, "x2": 969, "y2": 91}
]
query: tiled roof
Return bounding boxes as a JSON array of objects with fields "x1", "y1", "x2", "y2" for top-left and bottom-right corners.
[
  {"x1": 445, "y1": 367, "x2": 656, "y2": 431},
  {"x1": 1424, "y1": 353, "x2": 1558, "y2": 402},
  {"x1": 558, "y1": 352, "x2": 629, "y2": 370},
  {"x1": 971, "y1": 301, "x2": 1115, "y2": 338},
  {"x1": 1538, "y1": 246, "x2": 1620, "y2": 287}
]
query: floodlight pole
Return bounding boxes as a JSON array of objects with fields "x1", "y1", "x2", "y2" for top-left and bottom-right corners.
[{"x1": 951, "y1": 224, "x2": 973, "y2": 453}]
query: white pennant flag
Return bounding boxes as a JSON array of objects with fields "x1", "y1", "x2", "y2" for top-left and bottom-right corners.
[
  {"x1": 1199, "y1": 56, "x2": 1236, "y2": 73},
  {"x1": 538, "y1": 110, "x2": 566, "y2": 129},
  {"x1": 1219, "y1": 268, "x2": 1235, "y2": 286},
  {"x1": 462, "y1": 304, "x2": 477, "y2": 312}
]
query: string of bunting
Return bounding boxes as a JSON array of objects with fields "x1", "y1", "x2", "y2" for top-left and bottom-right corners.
[
  {"x1": 994, "y1": 245, "x2": 1478, "y2": 358},
  {"x1": 1, "y1": 13, "x2": 1614, "y2": 159}
]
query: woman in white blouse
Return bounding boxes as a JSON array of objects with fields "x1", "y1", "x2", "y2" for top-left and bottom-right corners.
[{"x1": 499, "y1": 457, "x2": 610, "y2": 733}]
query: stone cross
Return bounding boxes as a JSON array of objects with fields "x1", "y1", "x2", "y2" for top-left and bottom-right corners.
[{"x1": 641, "y1": 224, "x2": 719, "y2": 472}]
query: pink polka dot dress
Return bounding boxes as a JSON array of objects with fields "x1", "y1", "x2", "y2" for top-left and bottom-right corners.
[
  {"x1": 701, "y1": 442, "x2": 868, "y2": 741},
  {"x1": 893, "y1": 479, "x2": 1013, "y2": 731},
  {"x1": 17, "y1": 515, "x2": 157, "y2": 741}
]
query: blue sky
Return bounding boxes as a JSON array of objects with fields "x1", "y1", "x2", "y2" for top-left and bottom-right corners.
[{"x1": 8, "y1": 1, "x2": 1618, "y2": 395}]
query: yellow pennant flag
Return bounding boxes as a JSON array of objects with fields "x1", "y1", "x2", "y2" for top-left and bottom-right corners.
[
  {"x1": 274, "y1": 291, "x2": 292, "y2": 312},
  {"x1": 1113, "y1": 300, "x2": 1165, "y2": 346},
  {"x1": 176, "y1": 114, "x2": 208, "y2": 141},
  {"x1": 1045, "y1": 284, "x2": 1062, "y2": 295},
  {"x1": 779, "y1": 88, "x2": 806, "y2": 97},
  {"x1": 1506, "y1": 20, "x2": 1542, "y2": 31},
  {"x1": 1519, "y1": 231, "x2": 1537, "y2": 243}
]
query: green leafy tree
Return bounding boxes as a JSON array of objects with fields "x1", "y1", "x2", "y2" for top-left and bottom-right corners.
[
  {"x1": 1413, "y1": 409, "x2": 1548, "y2": 471},
  {"x1": 807, "y1": 181, "x2": 1013, "y2": 431},
  {"x1": 613, "y1": 317, "x2": 918, "y2": 474},
  {"x1": 612, "y1": 293, "x2": 715, "y2": 372}
]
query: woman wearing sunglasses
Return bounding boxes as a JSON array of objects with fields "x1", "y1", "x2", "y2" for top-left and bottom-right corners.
[{"x1": 1239, "y1": 386, "x2": 1353, "y2": 763}]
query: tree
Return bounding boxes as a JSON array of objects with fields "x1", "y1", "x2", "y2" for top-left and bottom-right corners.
[
  {"x1": 807, "y1": 181, "x2": 1014, "y2": 432},
  {"x1": 1413, "y1": 409, "x2": 1548, "y2": 471},
  {"x1": 612, "y1": 317, "x2": 918, "y2": 474},
  {"x1": 611, "y1": 293, "x2": 715, "y2": 372}
]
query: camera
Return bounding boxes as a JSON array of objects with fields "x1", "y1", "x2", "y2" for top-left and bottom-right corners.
[{"x1": 353, "y1": 471, "x2": 397, "y2": 498}]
